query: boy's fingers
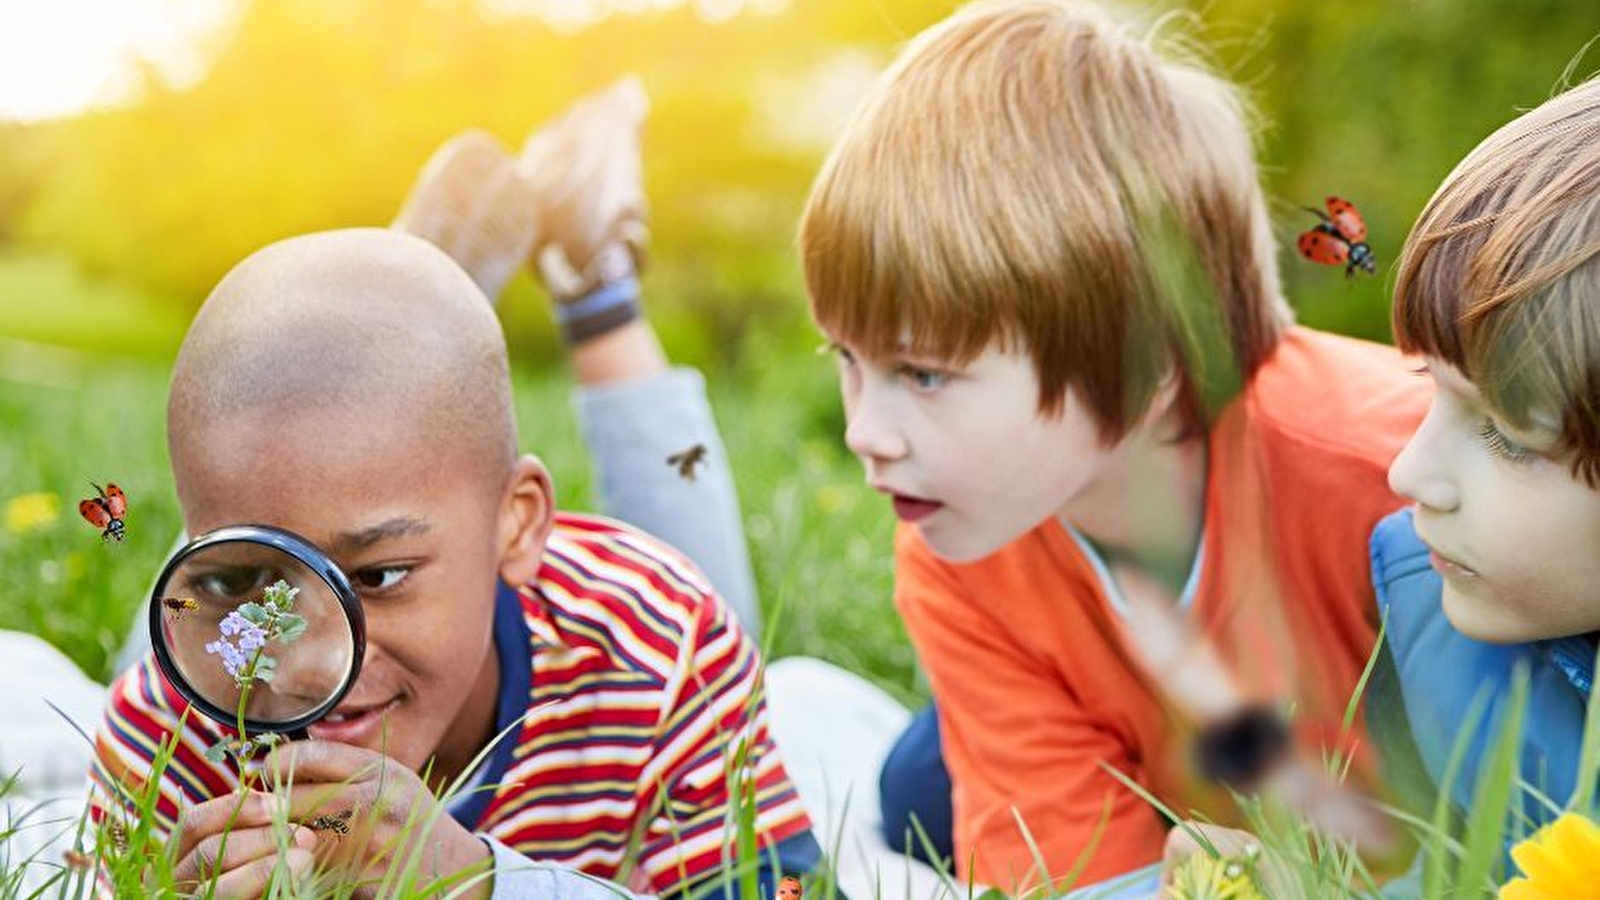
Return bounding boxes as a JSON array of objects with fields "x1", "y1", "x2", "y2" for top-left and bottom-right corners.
[
  {"x1": 171, "y1": 790, "x2": 276, "y2": 860},
  {"x1": 174, "y1": 823, "x2": 308, "y2": 889},
  {"x1": 264, "y1": 738, "x2": 384, "y2": 784},
  {"x1": 203, "y1": 845, "x2": 317, "y2": 900}
]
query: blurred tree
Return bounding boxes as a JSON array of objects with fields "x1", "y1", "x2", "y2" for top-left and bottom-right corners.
[{"x1": 5, "y1": 0, "x2": 1598, "y2": 359}]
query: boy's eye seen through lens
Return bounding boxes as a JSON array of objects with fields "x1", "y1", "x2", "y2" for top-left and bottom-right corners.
[{"x1": 192, "y1": 566, "x2": 277, "y2": 600}]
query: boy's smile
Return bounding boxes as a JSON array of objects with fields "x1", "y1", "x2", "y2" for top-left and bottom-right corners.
[
  {"x1": 174, "y1": 403, "x2": 511, "y2": 786},
  {"x1": 1390, "y1": 358, "x2": 1600, "y2": 643}
]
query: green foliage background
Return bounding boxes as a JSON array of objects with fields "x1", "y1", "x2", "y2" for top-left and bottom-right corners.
[{"x1": 0, "y1": 0, "x2": 1597, "y2": 689}]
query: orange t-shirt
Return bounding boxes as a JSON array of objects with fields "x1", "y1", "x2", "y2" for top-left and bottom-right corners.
[{"x1": 894, "y1": 327, "x2": 1431, "y2": 890}]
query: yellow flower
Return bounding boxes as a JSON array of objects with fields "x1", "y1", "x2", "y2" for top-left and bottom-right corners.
[
  {"x1": 4, "y1": 492, "x2": 60, "y2": 534},
  {"x1": 1499, "y1": 813, "x2": 1600, "y2": 900},
  {"x1": 1165, "y1": 852, "x2": 1266, "y2": 900}
]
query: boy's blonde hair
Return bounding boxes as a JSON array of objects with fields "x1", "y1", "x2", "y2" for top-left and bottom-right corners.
[
  {"x1": 1394, "y1": 77, "x2": 1600, "y2": 484},
  {"x1": 800, "y1": 0, "x2": 1290, "y2": 439}
]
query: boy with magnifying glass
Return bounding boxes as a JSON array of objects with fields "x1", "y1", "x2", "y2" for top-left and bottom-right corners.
[{"x1": 84, "y1": 90, "x2": 819, "y2": 900}]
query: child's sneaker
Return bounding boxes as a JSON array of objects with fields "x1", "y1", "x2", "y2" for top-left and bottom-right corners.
[
  {"x1": 516, "y1": 79, "x2": 650, "y2": 341},
  {"x1": 392, "y1": 129, "x2": 540, "y2": 304}
]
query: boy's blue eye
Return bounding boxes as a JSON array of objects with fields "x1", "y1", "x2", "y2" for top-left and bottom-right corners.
[
  {"x1": 1478, "y1": 419, "x2": 1534, "y2": 463},
  {"x1": 901, "y1": 367, "x2": 949, "y2": 391},
  {"x1": 352, "y1": 565, "x2": 411, "y2": 592}
]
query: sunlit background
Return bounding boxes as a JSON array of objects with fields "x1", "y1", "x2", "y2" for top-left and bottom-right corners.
[{"x1": 0, "y1": 0, "x2": 1597, "y2": 685}]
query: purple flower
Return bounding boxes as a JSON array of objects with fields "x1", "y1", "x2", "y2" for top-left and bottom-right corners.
[
  {"x1": 218, "y1": 611, "x2": 250, "y2": 637},
  {"x1": 205, "y1": 638, "x2": 246, "y2": 678},
  {"x1": 236, "y1": 623, "x2": 268, "y2": 653}
]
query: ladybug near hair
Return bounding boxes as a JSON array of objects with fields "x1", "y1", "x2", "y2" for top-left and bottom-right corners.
[
  {"x1": 1297, "y1": 196, "x2": 1377, "y2": 278},
  {"x1": 79, "y1": 482, "x2": 128, "y2": 542}
]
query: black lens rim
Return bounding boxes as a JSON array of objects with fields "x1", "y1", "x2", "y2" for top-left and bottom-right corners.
[{"x1": 148, "y1": 524, "x2": 366, "y2": 735}]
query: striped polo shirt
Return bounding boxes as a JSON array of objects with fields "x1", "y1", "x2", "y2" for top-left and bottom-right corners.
[{"x1": 90, "y1": 513, "x2": 812, "y2": 895}]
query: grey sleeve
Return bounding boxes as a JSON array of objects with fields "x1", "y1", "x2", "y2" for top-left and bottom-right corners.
[
  {"x1": 481, "y1": 836, "x2": 654, "y2": 900},
  {"x1": 575, "y1": 367, "x2": 761, "y2": 639}
]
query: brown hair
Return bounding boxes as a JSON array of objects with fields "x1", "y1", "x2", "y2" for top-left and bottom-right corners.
[
  {"x1": 1393, "y1": 77, "x2": 1600, "y2": 484},
  {"x1": 800, "y1": 0, "x2": 1291, "y2": 440}
]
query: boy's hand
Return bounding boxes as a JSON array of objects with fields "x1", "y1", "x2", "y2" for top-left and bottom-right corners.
[
  {"x1": 170, "y1": 789, "x2": 318, "y2": 899},
  {"x1": 517, "y1": 78, "x2": 650, "y2": 301},
  {"x1": 1161, "y1": 821, "x2": 1259, "y2": 885},
  {"x1": 266, "y1": 741, "x2": 493, "y2": 900}
]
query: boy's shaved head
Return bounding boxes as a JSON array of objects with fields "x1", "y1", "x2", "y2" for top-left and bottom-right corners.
[{"x1": 168, "y1": 228, "x2": 516, "y2": 502}]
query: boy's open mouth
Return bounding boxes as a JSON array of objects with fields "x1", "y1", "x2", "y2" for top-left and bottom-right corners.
[
  {"x1": 310, "y1": 697, "x2": 402, "y2": 742},
  {"x1": 888, "y1": 493, "x2": 943, "y2": 523}
]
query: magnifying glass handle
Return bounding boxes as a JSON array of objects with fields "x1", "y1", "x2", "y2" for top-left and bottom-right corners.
[{"x1": 286, "y1": 728, "x2": 310, "y2": 741}]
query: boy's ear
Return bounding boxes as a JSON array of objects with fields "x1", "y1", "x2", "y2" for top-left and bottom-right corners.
[{"x1": 496, "y1": 454, "x2": 556, "y2": 586}]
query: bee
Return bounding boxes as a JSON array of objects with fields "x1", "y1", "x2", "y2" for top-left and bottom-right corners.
[
  {"x1": 666, "y1": 444, "x2": 708, "y2": 483},
  {"x1": 104, "y1": 819, "x2": 129, "y2": 855},
  {"x1": 160, "y1": 596, "x2": 199, "y2": 620},
  {"x1": 303, "y1": 808, "x2": 352, "y2": 838},
  {"x1": 78, "y1": 482, "x2": 128, "y2": 542}
]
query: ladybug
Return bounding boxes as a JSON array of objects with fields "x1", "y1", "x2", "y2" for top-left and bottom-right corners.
[
  {"x1": 79, "y1": 482, "x2": 127, "y2": 542},
  {"x1": 1297, "y1": 196, "x2": 1376, "y2": 278}
]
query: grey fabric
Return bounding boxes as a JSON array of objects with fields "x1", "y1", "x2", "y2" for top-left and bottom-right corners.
[
  {"x1": 574, "y1": 367, "x2": 760, "y2": 638},
  {"x1": 482, "y1": 835, "x2": 651, "y2": 900}
]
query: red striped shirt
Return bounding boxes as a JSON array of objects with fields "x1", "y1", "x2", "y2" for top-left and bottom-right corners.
[{"x1": 90, "y1": 513, "x2": 811, "y2": 895}]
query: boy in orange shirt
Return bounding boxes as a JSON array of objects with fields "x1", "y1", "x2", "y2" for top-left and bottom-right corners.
[{"x1": 799, "y1": 0, "x2": 1428, "y2": 892}]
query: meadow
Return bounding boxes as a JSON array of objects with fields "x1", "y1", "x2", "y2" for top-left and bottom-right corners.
[{"x1": 4, "y1": 0, "x2": 1600, "y2": 894}]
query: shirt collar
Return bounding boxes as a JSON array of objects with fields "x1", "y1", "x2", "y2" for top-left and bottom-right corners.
[{"x1": 1543, "y1": 634, "x2": 1596, "y2": 697}]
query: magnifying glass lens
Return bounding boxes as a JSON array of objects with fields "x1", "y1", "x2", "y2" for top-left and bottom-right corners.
[{"x1": 156, "y1": 541, "x2": 356, "y2": 728}]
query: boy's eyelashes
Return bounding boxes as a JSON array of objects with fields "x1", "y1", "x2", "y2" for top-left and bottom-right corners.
[
  {"x1": 819, "y1": 340, "x2": 855, "y2": 366},
  {"x1": 348, "y1": 562, "x2": 418, "y2": 594},
  {"x1": 819, "y1": 340, "x2": 953, "y2": 388},
  {"x1": 896, "y1": 364, "x2": 950, "y2": 391},
  {"x1": 1477, "y1": 418, "x2": 1536, "y2": 464}
]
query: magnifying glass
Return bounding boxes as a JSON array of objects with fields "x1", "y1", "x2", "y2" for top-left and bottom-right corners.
[{"x1": 148, "y1": 525, "x2": 366, "y2": 737}]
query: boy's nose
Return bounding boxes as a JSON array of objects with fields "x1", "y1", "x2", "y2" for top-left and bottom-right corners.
[
  {"x1": 1388, "y1": 423, "x2": 1460, "y2": 513},
  {"x1": 843, "y1": 393, "x2": 908, "y2": 463}
]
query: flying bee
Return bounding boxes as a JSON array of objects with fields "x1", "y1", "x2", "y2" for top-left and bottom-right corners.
[
  {"x1": 160, "y1": 596, "x2": 199, "y2": 620},
  {"x1": 666, "y1": 444, "x2": 708, "y2": 483},
  {"x1": 303, "y1": 808, "x2": 353, "y2": 838}
]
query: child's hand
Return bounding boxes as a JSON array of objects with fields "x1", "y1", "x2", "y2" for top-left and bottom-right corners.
[
  {"x1": 170, "y1": 789, "x2": 318, "y2": 899},
  {"x1": 1161, "y1": 822, "x2": 1259, "y2": 884},
  {"x1": 1162, "y1": 822, "x2": 1291, "y2": 897},
  {"x1": 266, "y1": 741, "x2": 493, "y2": 900},
  {"x1": 518, "y1": 78, "x2": 650, "y2": 301}
]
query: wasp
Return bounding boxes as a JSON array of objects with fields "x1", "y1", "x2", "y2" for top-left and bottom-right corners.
[
  {"x1": 160, "y1": 596, "x2": 199, "y2": 620},
  {"x1": 666, "y1": 444, "x2": 708, "y2": 483}
]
